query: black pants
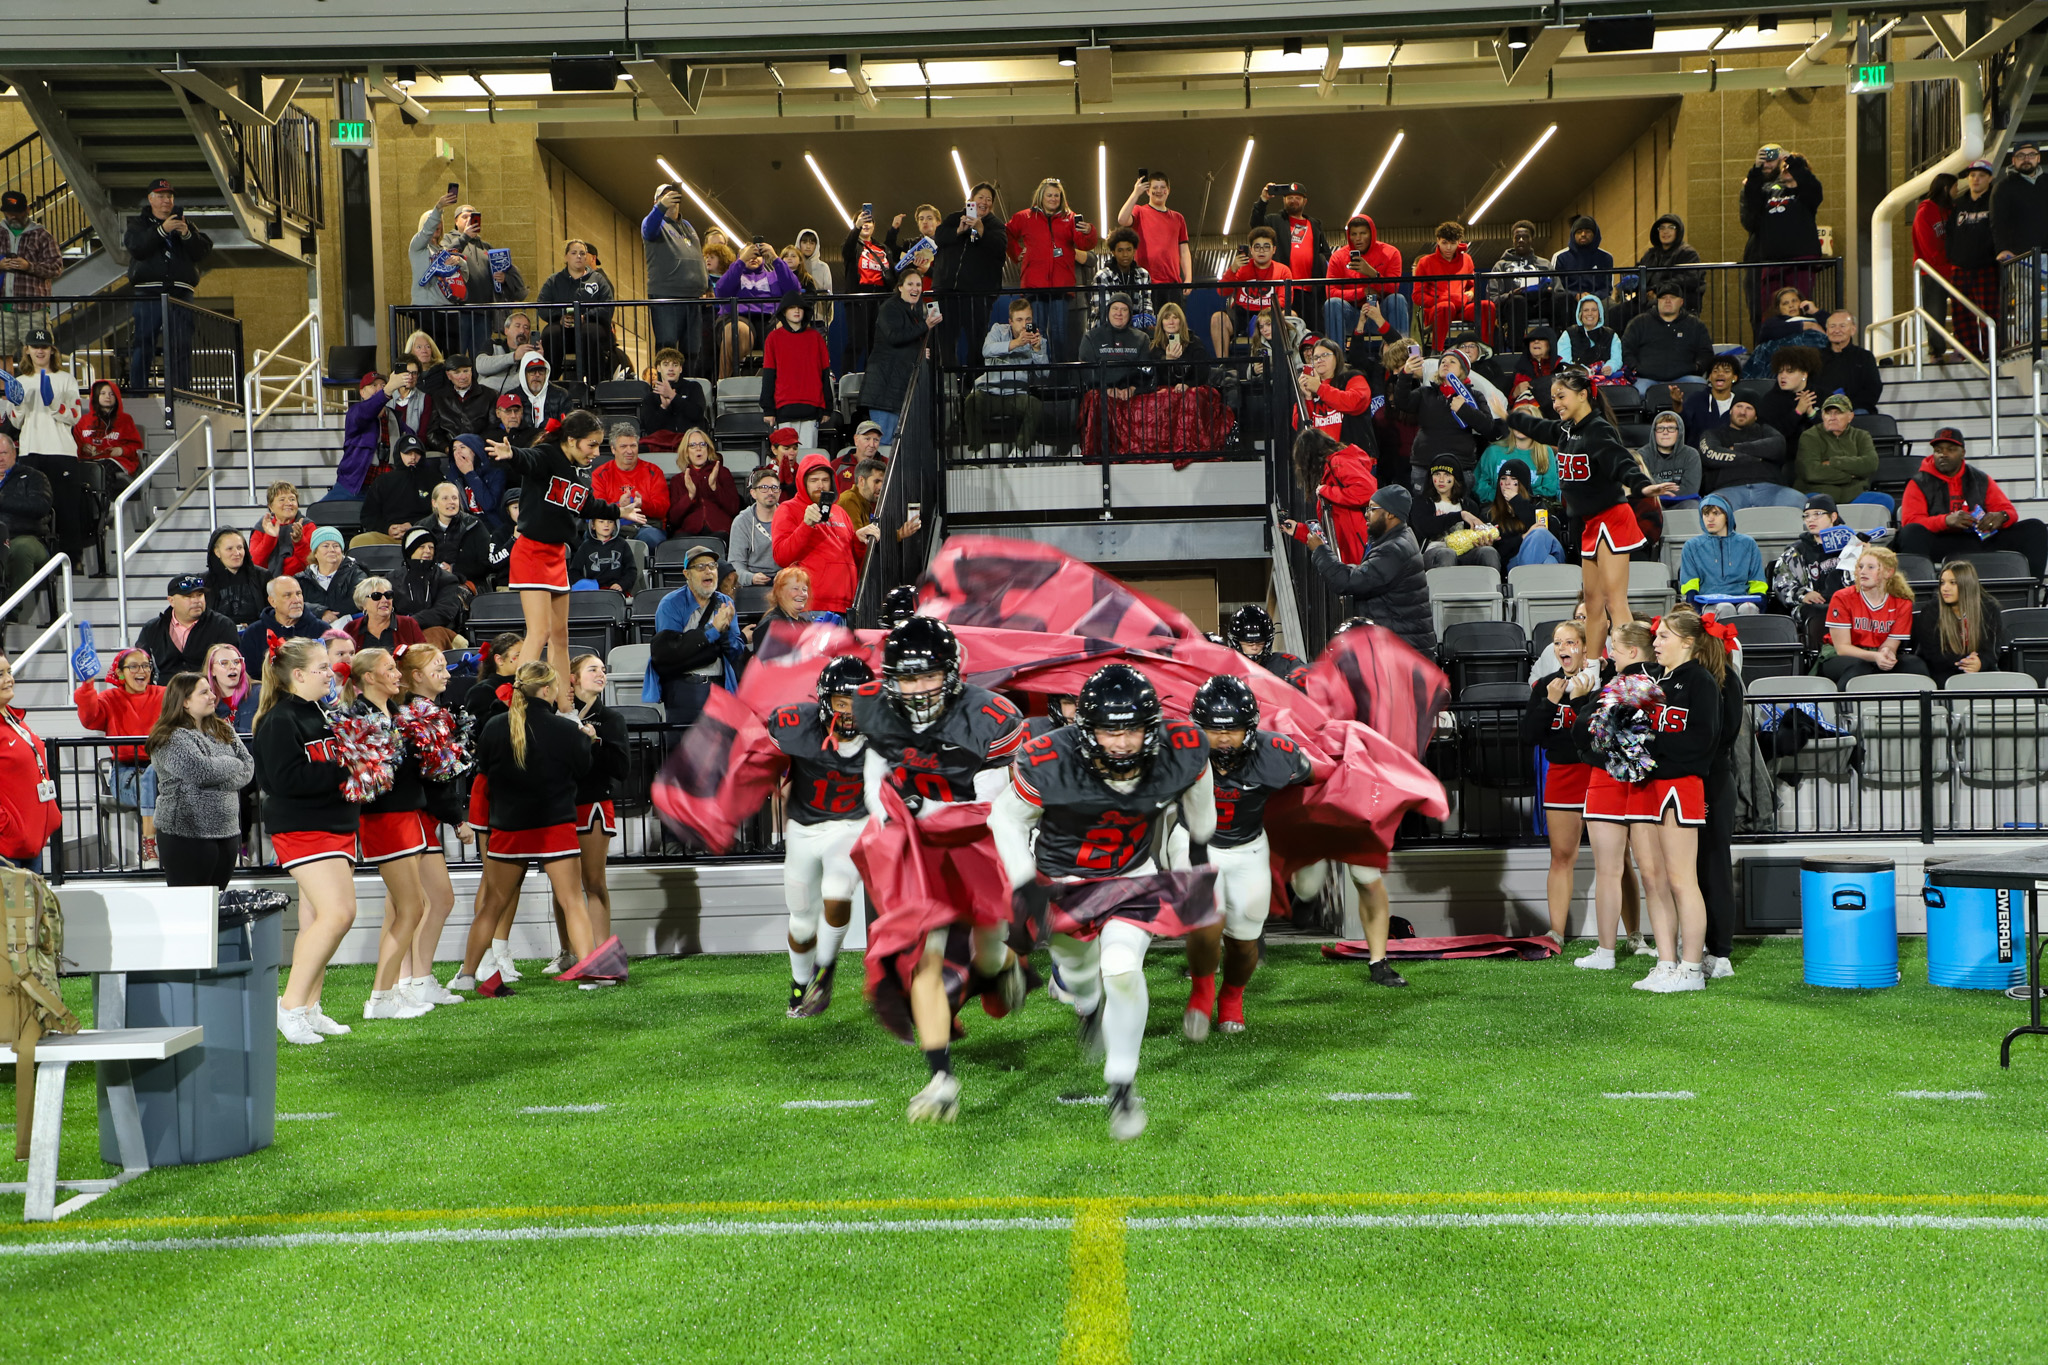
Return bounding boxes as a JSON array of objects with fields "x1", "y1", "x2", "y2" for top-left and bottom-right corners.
[
  {"x1": 1820, "y1": 652, "x2": 1933, "y2": 687},
  {"x1": 1895, "y1": 520, "x2": 2048, "y2": 580},
  {"x1": 159, "y1": 831, "x2": 240, "y2": 888},
  {"x1": 1696, "y1": 770, "x2": 1736, "y2": 958}
]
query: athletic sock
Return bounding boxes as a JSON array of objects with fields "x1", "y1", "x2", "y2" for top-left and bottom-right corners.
[
  {"x1": 1186, "y1": 972, "x2": 1216, "y2": 1017},
  {"x1": 816, "y1": 918, "x2": 848, "y2": 970},
  {"x1": 789, "y1": 944, "x2": 817, "y2": 986},
  {"x1": 1219, "y1": 983, "x2": 1246, "y2": 1025},
  {"x1": 491, "y1": 937, "x2": 512, "y2": 961},
  {"x1": 1101, "y1": 970, "x2": 1147, "y2": 1086},
  {"x1": 923, "y1": 1045, "x2": 952, "y2": 1077}
]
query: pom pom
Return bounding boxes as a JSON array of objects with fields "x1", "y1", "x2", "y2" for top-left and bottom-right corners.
[
  {"x1": 1586, "y1": 671, "x2": 1666, "y2": 783},
  {"x1": 323, "y1": 707, "x2": 398, "y2": 804},
  {"x1": 393, "y1": 698, "x2": 472, "y2": 782}
]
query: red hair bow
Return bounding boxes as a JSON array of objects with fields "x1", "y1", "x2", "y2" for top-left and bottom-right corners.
[
  {"x1": 543, "y1": 417, "x2": 563, "y2": 436},
  {"x1": 265, "y1": 631, "x2": 283, "y2": 661},
  {"x1": 478, "y1": 641, "x2": 494, "y2": 672},
  {"x1": 332, "y1": 659, "x2": 353, "y2": 685},
  {"x1": 1698, "y1": 611, "x2": 1740, "y2": 644}
]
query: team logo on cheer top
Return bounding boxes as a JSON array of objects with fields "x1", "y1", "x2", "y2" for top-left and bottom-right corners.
[
  {"x1": 303, "y1": 738, "x2": 335, "y2": 764},
  {"x1": 546, "y1": 476, "x2": 589, "y2": 511}
]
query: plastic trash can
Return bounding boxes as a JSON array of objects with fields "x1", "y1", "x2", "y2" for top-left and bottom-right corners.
[
  {"x1": 1923, "y1": 857, "x2": 2026, "y2": 990},
  {"x1": 1800, "y1": 856, "x2": 1899, "y2": 988},
  {"x1": 96, "y1": 889, "x2": 289, "y2": 1166}
]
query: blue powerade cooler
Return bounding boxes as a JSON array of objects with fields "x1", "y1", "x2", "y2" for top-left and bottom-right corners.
[
  {"x1": 1800, "y1": 856, "x2": 1900, "y2": 988},
  {"x1": 1923, "y1": 858, "x2": 2026, "y2": 989}
]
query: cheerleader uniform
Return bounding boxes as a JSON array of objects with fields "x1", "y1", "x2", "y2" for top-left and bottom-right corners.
[
  {"x1": 463, "y1": 674, "x2": 513, "y2": 832},
  {"x1": 477, "y1": 696, "x2": 593, "y2": 862},
  {"x1": 414, "y1": 697, "x2": 468, "y2": 849},
  {"x1": 574, "y1": 696, "x2": 629, "y2": 836},
  {"x1": 1522, "y1": 667, "x2": 1596, "y2": 811},
  {"x1": 1505, "y1": 407, "x2": 1649, "y2": 555},
  {"x1": 1633, "y1": 660, "x2": 1721, "y2": 826},
  {"x1": 1574, "y1": 660, "x2": 1656, "y2": 823},
  {"x1": 251, "y1": 694, "x2": 358, "y2": 869},
  {"x1": 503, "y1": 441, "x2": 629, "y2": 592},
  {"x1": 352, "y1": 702, "x2": 428, "y2": 864}
]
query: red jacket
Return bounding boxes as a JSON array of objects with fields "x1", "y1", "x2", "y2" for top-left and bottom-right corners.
[
  {"x1": 1317, "y1": 444, "x2": 1379, "y2": 565},
  {"x1": 770, "y1": 453, "x2": 861, "y2": 614},
  {"x1": 1221, "y1": 260, "x2": 1292, "y2": 313},
  {"x1": 72, "y1": 380, "x2": 145, "y2": 475},
  {"x1": 250, "y1": 518, "x2": 316, "y2": 577},
  {"x1": 1911, "y1": 199, "x2": 1953, "y2": 278},
  {"x1": 1296, "y1": 373, "x2": 1373, "y2": 442},
  {"x1": 0, "y1": 707, "x2": 60, "y2": 861},
  {"x1": 1899, "y1": 454, "x2": 2017, "y2": 533},
  {"x1": 1325, "y1": 215, "x2": 1405, "y2": 303},
  {"x1": 667, "y1": 460, "x2": 741, "y2": 537},
  {"x1": 76, "y1": 671, "x2": 165, "y2": 764},
  {"x1": 761, "y1": 324, "x2": 834, "y2": 413},
  {"x1": 592, "y1": 456, "x2": 672, "y2": 529},
  {"x1": 1413, "y1": 244, "x2": 1479, "y2": 313},
  {"x1": 344, "y1": 614, "x2": 427, "y2": 651},
  {"x1": 1005, "y1": 206, "x2": 1098, "y2": 289}
]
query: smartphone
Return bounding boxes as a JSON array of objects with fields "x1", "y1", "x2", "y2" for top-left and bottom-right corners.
[
  {"x1": 924, "y1": 301, "x2": 942, "y2": 322},
  {"x1": 906, "y1": 501, "x2": 921, "y2": 522},
  {"x1": 860, "y1": 202, "x2": 872, "y2": 219},
  {"x1": 1135, "y1": 167, "x2": 1149, "y2": 181},
  {"x1": 1350, "y1": 248, "x2": 1363, "y2": 263},
  {"x1": 447, "y1": 182, "x2": 459, "y2": 196},
  {"x1": 964, "y1": 203, "x2": 978, "y2": 222},
  {"x1": 1236, "y1": 245, "x2": 1251, "y2": 260},
  {"x1": 750, "y1": 234, "x2": 767, "y2": 245}
]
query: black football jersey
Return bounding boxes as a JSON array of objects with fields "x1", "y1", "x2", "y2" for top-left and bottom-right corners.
[
  {"x1": 1256, "y1": 651, "x2": 1307, "y2": 688},
  {"x1": 852, "y1": 681, "x2": 1026, "y2": 807},
  {"x1": 769, "y1": 704, "x2": 868, "y2": 825},
  {"x1": 1010, "y1": 720, "x2": 1209, "y2": 879},
  {"x1": 1210, "y1": 730, "x2": 1314, "y2": 848},
  {"x1": 1024, "y1": 714, "x2": 1068, "y2": 742}
]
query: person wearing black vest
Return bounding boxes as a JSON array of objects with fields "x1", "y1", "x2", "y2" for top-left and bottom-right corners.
[{"x1": 1897, "y1": 427, "x2": 2048, "y2": 577}]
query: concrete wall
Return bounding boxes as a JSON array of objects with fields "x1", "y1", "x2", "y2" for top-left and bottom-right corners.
[{"x1": 1676, "y1": 52, "x2": 1850, "y2": 271}]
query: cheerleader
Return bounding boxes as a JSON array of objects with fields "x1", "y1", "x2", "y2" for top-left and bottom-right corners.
[
  {"x1": 250, "y1": 637, "x2": 359, "y2": 1046},
  {"x1": 1521, "y1": 620, "x2": 1597, "y2": 945},
  {"x1": 1633, "y1": 610, "x2": 1725, "y2": 993},
  {"x1": 342, "y1": 648, "x2": 434, "y2": 1020},
  {"x1": 486, "y1": 410, "x2": 645, "y2": 681},
  {"x1": 394, "y1": 643, "x2": 470, "y2": 1003},
  {"x1": 452, "y1": 631, "x2": 523, "y2": 990},
  {"x1": 1505, "y1": 368, "x2": 1677, "y2": 659},
  {"x1": 555, "y1": 652, "x2": 627, "y2": 975},
  {"x1": 1572, "y1": 620, "x2": 1660, "y2": 970},
  {"x1": 459, "y1": 661, "x2": 616, "y2": 992}
]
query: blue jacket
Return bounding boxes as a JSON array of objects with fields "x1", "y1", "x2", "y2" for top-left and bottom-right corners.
[
  {"x1": 442, "y1": 437, "x2": 510, "y2": 530},
  {"x1": 1679, "y1": 495, "x2": 1766, "y2": 600},
  {"x1": 1551, "y1": 216, "x2": 1614, "y2": 298},
  {"x1": 644, "y1": 587, "x2": 746, "y2": 702}
]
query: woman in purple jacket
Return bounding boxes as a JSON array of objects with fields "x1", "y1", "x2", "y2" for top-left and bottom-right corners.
[{"x1": 712, "y1": 240, "x2": 804, "y2": 379}]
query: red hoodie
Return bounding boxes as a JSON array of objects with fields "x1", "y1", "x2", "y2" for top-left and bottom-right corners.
[
  {"x1": 72, "y1": 380, "x2": 145, "y2": 475},
  {"x1": 1317, "y1": 445, "x2": 1379, "y2": 565},
  {"x1": 1005, "y1": 205, "x2": 1099, "y2": 289},
  {"x1": 1899, "y1": 453, "x2": 2017, "y2": 533},
  {"x1": 770, "y1": 452, "x2": 862, "y2": 614},
  {"x1": 1325, "y1": 215, "x2": 1405, "y2": 304},
  {"x1": 1413, "y1": 242, "x2": 1479, "y2": 314},
  {"x1": 76, "y1": 651, "x2": 165, "y2": 763},
  {"x1": 0, "y1": 706, "x2": 61, "y2": 861}
]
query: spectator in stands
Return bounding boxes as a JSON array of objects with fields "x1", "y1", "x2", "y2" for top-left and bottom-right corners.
[
  {"x1": 251, "y1": 480, "x2": 315, "y2": 577},
  {"x1": 1617, "y1": 214, "x2": 1704, "y2": 326},
  {"x1": 415, "y1": 479, "x2": 494, "y2": 588},
  {"x1": 12, "y1": 329, "x2": 85, "y2": 567},
  {"x1": 203, "y1": 642, "x2": 259, "y2": 732},
  {"x1": 1295, "y1": 336, "x2": 1373, "y2": 451},
  {"x1": 334, "y1": 373, "x2": 387, "y2": 498},
  {"x1": 1247, "y1": 182, "x2": 1327, "y2": 320},
  {"x1": 644, "y1": 184, "x2": 706, "y2": 361},
  {"x1": 1081, "y1": 294, "x2": 1148, "y2": 401},
  {"x1": 1914, "y1": 560, "x2": 2004, "y2": 684},
  {"x1": 1288, "y1": 485, "x2": 1436, "y2": 655},
  {"x1": 1912, "y1": 173, "x2": 1959, "y2": 359},
  {"x1": 1897, "y1": 426, "x2": 2048, "y2": 577},
  {"x1": 587, "y1": 420, "x2": 669, "y2": 550},
  {"x1": 1948, "y1": 159, "x2": 1999, "y2": 357},
  {"x1": 345, "y1": 577, "x2": 427, "y2": 654},
  {"x1": 1741, "y1": 146, "x2": 1825, "y2": 331},
  {"x1": 796, "y1": 228, "x2": 834, "y2": 298},
  {"x1": 837, "y1": 457, "x2": 921, "y2": 549},
  {"x1": 136, "y1": 570, "x2": 240, "y2": 678},
  {"x1": 410, "y1": 190, "x2": 471, "y2": 351},
  {"x1": 203, "y1": 529, "x2": 268, "y2": 627},
  {"x1": 1679, "y1": 355, "x2": 1742, "y2": 447},
  {"x1": 1416, "y1": 461, "x2": 1501, "y2": 572},
  {"x1": 1289, "y1": 429, "x2": 1376, "y2": 565},
  {"x1": 934, "y1": 182, "x2": 1008, "y2": 371},
  {"x1": 885, "y1": 204, "x2": 943, "y2": 263},
  {"x1": 1757, "y1": 345, "x2": 1822, "y2": 454},
  {"x1": 1551, "y1": 216, "x2": 1614, "y2": 309},
  {"x1": 646, "y1": 543, "x2": 744, "y2": 723},
  {"x1": 442, "y1": 434, "x2": 508, "y2": 532},
  {"x1": 0, "y1": 189, "x2": 60, "y2": 357},
  {"x1": 0, "y1": 651, "x2": 59, "y2": 870},
  {"x1": 863, "y1": 272, "x2": 934, "y2": 445},
  {"x1": 239, "y1": 574, "x2": 326, "y2": 672},
  {"x1": 1475, "y1": 419, "x2": 1558, "y2": 503},
  {"x1": 761, "y1": 295, "x2": 834, "y2": 448},
  {"x1": 297, "y1": 528, "x2": 368, "y2": 625},
  {"x1": 1369, "y1": 338, "x2": 1420, "y2": 520},
  {"x1": 1558, "y1": 294, "x2": 1621, "y2": 374},
  {"x1": 1771, "y1": 494, "x2": 1856, "y2": 639},
  {"x1": 509, "y1": 352, "x2": 571, "y2": 428},
  {"x1": 840, "y1": 208, "x2": 894, "y2": 371},
  {"x1": 730, "y1": 466, "x2": 782, "y2": 586},
  {"x1": 0, "y1": 431, "x2": 54, "y2": 608},
  {"x1": 1006, "y1": 178, "x2": 1097, "y2": 356},
  {"x1": 124, "y1": 178, "x2": 212, "y2": 395},
  {"x1": 395, "y1": 528, "x2": 468, "y2": 647},
  {"x1": 966, "y1": 297, "x2": 1049, "y2": 455},
  {"x1": 1821, "y1": 545, "x2": 1930, "y2": 684},
  {"x1": 746, "y1": 565, "x2": 825, "y2": 649},
  {"x1": 476, "y1": 311, "x2": 538, "y2": 396},
  {"x1": 1090, "y1": 230, "x2": 1155, "y2": 331},
  {"x1": 1794, "y1": 394, "x2": 1878, "y2": 502},
  {"x1": 636, "y1": 348, "x2": 707, "y2": 455},
  {"x1": 1698, "y1": 398, "x2": 1803, "y2": 510},
  {"x1": 1679, "y1": 495, "x2": 1765, "y2": 614},
  {"x1": 355, "y1": 434, "x2": 438, "y2": 546},
  {"x1": 446, "y1": 198, "x2": 527, "y2": 357},
  {"x1": 536, "y1": 240, "x2": 617, "y2": 383},
  {"x1": 666, "y1": 429, "x2": 740, "y2": 539},
  {"x1": 835, "y1": 420, "x2": 885, "y2": 474},
  {"x1": 712, "y1": 240, "x2": 803, "y2": 381},
  {"x1": 1117, "y1": 171, "x2": 1192, "y2": 301},
  {"x1": 1391, "y1": 348, "x2": 1499, "y2": 486},
  {"x1": 1489, "y1": 459, "x2": 1566, "y2": 566},
  {"x1": 1412, "y1": 222, "x2": 1492, "y2": 352},
  {"x1": 72, "y1": 380, "x2": 143, "y2": 483},
  {"x1": 378, "y1": 365, "x2": 433, "y2": 457},
  {"x1": 422, "y1": 352, "x2": 493, "y2": 447},
  {"x1": 1622, "y1": 285, "x2": 1715, "y2": 393},
  {"x1": 1212, "y1": 227, "x2": 1291, "y2": 359},
  {"x1": 1486, "y1": 220, "x2": 1551, "y2": 352},
  {"x1": 773, "y1": 453, "x2": 872, "y2": 619},
  {"x1": 1994, "y1": 140, "x2": 2048, "y2": 263},
  {"x1": 765, "y1": 425, "x2": 804, "y2": 498},
  {"x1": 145, "y1": 669, "x2": 254, "y2": 889},
  {"x1": 895, "y1": 233, "x2": 939, "y2": 303},
  {"x1": 77, "y1": 645, "x2": 166, "y2": 863},
  {"x1": 1510, "y1": 324, "x2": 1562, "y2": 398},
  {"x1": 1325, "y1": 213, "x2": 1411, "y2": 342},
  {"x1": 1640, "y1": 410, "x2": 1701, "y2": 507},
  {"x1": 1811, "y1": 310, "x2": 1882, "y2": 413},
  {"x1": 571, "y1": 518, "x2": 639, "y2": 597},
  {"x1": 1754, "y1": 288, "x2": 1828, "y2": 356}
]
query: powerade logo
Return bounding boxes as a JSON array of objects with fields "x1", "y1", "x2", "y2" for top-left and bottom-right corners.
[{"x1": 1998, "y1": 889, "x2": 2014, "y2": 964}]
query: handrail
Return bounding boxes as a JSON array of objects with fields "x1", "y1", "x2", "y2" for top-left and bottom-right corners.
[
  {"x1": 1916, "y1": 258, "x2": 2000, "y2": 473},
  {"x1": 1868, "y1": 260, "x2": 2001, "y2": 473},
  {"x1": 0, "y1": 554, "x2": 75, "y2": 678},
  {"x1": 243, "y1": 307, "x2": 326, "y2": 498},
  {"x1": 113, "y1": 424, "x2": 215, "y2": 632}
]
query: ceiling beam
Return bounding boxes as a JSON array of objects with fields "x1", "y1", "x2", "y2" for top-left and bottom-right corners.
[
  {"x1": 622, "y1": 57, "x2": 698, "y2": 116},
  {"x1": 156, "y1": 64, "x2": 274, "y2": 126},
  {"x1": 1316, "y1": 34, "x2": 1345, "y2": 99},
  {"x1": 1924, "y1": 12, "x2": 1964, "y2": 59},
  {"x1": 260, "y1": 76, "x2": 304, "y2": 124},
  {"x1": 1957, "y1": 2, "x2": 2048, "y2": 62},
  {"x1": 1505, "y1": 25, "x2": 1577, "y2": 90}
]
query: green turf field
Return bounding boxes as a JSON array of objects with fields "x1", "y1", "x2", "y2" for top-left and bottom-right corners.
[{"x1": 5, "y1": 938, "x2": 2047, "y2": 1363}]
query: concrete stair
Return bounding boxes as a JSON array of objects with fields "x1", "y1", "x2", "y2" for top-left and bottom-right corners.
[{"x1": 1874, "y1": 362, "x2": 2048, "y2": 516}]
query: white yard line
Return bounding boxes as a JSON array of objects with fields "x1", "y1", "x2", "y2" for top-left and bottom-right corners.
[
  {"x1": 277, "y1": 1113, "x2": 339, "y2": 1121},
  {"x1": 782, "y1": 1099, "x2": 877, "y2": 1110},
  {"x1": 518, "y1": 1104, "x2": 608, "y2": 1114},
  {"x1": 1895, "y1": 1090, "x2": 1988, "y2": 1100},
  {"x1": 1602, "y1": 1091, "x2": 1696, "y2": 1100},
  {"x1": 1327, "y1": 1093, "x2": 1414, "y2": 1101}
]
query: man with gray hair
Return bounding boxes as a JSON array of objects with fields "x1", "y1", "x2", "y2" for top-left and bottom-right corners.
[{"x1": 591, "y1": 417, "x2": 671, "y2": 549}]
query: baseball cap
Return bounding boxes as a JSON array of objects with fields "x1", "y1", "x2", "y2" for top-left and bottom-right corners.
[
  {"x1": 0, "y1": 191, "x2": 25, "y2": 213},
  {"x1": 769, "y1": 426, "x2": 801, "y2": 446},
  {"x1": 1931, "y1": 426, "x2": 1967, "y2": 449},
  {"x1": 393, "y1": 434, "x2": 425, "y2": 457},
  {"x1": 22, "y1": 329, "x2": 52, "y2": 349},
  {"x1": 495, "y1": 392, "x2": 524, "y2": 410},
  {"x1": 1969, "y1": 158, "x2": 1996, "y2": 175},
  {"x1": 855, "y1": 420, "x2": 884, "y2": 437},
  {"x1": 1654, "y1": 281, "x2": 1686, "y2": 298},
  {"x1": 1820, "y1": 393, "x2": 1854, "y2": 414},
  {"x1": 359, "y1": 371, "x2": 382, "y2": 387},
  {"x1": 166, "y1": 573, "x2": 206, "y2": 596},
  {"x1": 146, "y1": 177, "x2": 174, "y2": 193},
  {"x1": 1803, "y1": 493, "x2": 1838, "y2": 516},
  {"x1": 685, "y1": 543, "x2": 720, "y2": 568},
  {"x1": 2019, "y1": 141, "x2": 2042, "y2": 153}
]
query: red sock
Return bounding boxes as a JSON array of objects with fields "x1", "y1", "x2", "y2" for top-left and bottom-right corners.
[
  {"x1": 1219, "y1": 984, "x2": 1246, "y2": 1026},
  {"x1": 1186, "y1": 973, "x2": 1216, "y2": 1017}
]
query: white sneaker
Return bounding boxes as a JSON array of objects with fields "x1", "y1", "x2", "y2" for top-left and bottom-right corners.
[
  {"x1": 308, "y1": 1008, "x2": 353, "y2": 1036},
  {"x1": 277, "y1": 1003, "x2": 322, "y2": 1046},
  {"x1": 1575, "y1": 947, "x2": 1616, "y2": 970},
  {"x1": 419, "y1": 975, "x2": 465, "y2": 1004},
  {"x1": 1703, "y1": 954, "x2": 1734, "y2": 980},
  {"x1": 1629, "y1": 933, "x2": 1657, "y2": 957},
  {"x1": 1543, "y1": 930, "x2": 1565, "y2": 949},
  {"x1": 395, "y1": 979, "x2": 439, "y2": 1012},
  {"x1": 363, "y1": 990, "x2": 433, "y2": 1020},
  {"x1": 493, "y1": 945, "x2": 523, "y2": 982},
  {"x1": 545, "y1": 949, "x2": 576, "y2": 975},
  {"x1": 906, "y1": 1071, "x2": 961, "y2": 1124},
  {"x1": 1632, "y1": 961, "x2": 1679, "y2": 992},
  {"x1": 1665, "y1": 961, "x2": 1708, "y2": 992},
  {"x1": 448, "y1": 972, "x2": 478, "y2": 992}
]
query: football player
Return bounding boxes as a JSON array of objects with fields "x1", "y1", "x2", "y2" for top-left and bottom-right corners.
[
  {"x1": 1224, "y1": 605, "x2": 1306, "y2": 685},
  {"x1": 1023, "y1": 693, "x2": 1078, "y2": 741},
  {"x1": 878, "y1": 583, "x2": 920, "y2": 630},
  {"x1": 773, "y1": 656, "x2": 874, "y2": 1018}
]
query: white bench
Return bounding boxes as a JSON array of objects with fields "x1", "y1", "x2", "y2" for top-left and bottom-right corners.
[{"x1": 0, "y1": 884, "x2": 218, "y2": 1222}]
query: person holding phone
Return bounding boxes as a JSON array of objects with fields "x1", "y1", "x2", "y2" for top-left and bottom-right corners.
[
  {"x1": 841, "y1": 205, "x2": 895, "y2": 371},
  {"x1": 1247, "y1": 181, "x2": 1328, "y2": 326},
  {"x1": 123, "y1": 178, "x2": 213, "y2": 397},
  {"x1": 1005, "y1": 177, "x2": 1097, "y2": 360},
  {"x1": 934, "y1": 183, "x2": 1007, "y2": 373},
  {"x1": 860, "y1": 272, "x2": 935, "y2": 445},
  {"x1": 965, "y1": 296, "x2": 1049, "y2": 454},
  {"x1": 1116, "y1": 170, "x2": 1192, "y2": 300},
  {"x1": 772, "y1": 454, "x2": 870, "y2": 622},
  {"x1": 642, "y1": 183, "x2": 707, "y2": 361}
]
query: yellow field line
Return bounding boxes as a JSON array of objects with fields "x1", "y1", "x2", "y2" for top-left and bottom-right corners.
[
  {"x1": 1058, "y1": 1199, "x2": 1132, "y2": 1365},
  {"x1": 18, "y1": 1186, "x2": 2048, "y2": 1237}
]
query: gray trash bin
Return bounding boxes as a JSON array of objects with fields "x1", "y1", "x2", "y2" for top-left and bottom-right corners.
[{"x1": 96, "y1": 889, "x2": 289, "y2": 1167}]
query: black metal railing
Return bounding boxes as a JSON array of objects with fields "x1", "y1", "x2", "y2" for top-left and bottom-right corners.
[
  {"x1": 0, "y1": 130, "x2": 95, "y2": 261},
  {"x1": 221, "y1": 103, "x2": 324, "y2": 233},
  {"x1": 1273, "y1": 342, "x2": 1346, "y2": 662},
  {"x1": 851, "y1": 358, "x2": 938, "y2": 628},
  {"x1": 17, "y1": 291, "x2": 243, "y2": 428},
  {"x1": 1998, "y1": 249, "x2": 2047, "y2": 363},
  {"x1": 166, "y1": 295, "x2": 245, "y2": 415}
]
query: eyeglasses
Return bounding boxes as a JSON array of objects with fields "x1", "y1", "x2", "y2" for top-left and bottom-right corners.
[
  {"x1": 366, "y1": 592, "x2": 393, "y2": 602},
  {"x1": 122, "y1": 663, "x2": 152, "y2": 673}
]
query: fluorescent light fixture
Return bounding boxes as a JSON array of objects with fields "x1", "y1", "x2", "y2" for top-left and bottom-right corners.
[
  {"x1": 1098, "y1": 141, "x2": 1108, "y2": 236},
  {"x1": 1057, "y1": 46, "x2": 1078, "y2": 67},
  {"x1": 393, "y1": 65, "x2": 418, "y2": 89},
  {"x1": 827, "y1": 54, "x2": 848, "y2": 74},
  {"x1": 1757, "y1": 14, "x2": 1778, "y2": 33},
  {"x1": 1222, "y1": 137, "x2": 1255, "y2": 235},
  {"x1": 1353, "y1": 130, "x2": 1404, "y2": 217},
  {"x1": 951, "y1": 147, "x2": 972, "y2": 201},
  {"x1": 1283, "y1": 38, "x2": 1303, "y2": 56},
  {"x1": 1508, "y1": 28, "x2": 1530, "y2": 50},
  {"x1": 805, "y1": 152, "x2": 853, "y2": 228},
  {"x1": 1469, "y1": 122, "x2": 1558, "y2": 224},
  {"x1": 654, "y1": 155, "x2": 733, "y2": 240}
]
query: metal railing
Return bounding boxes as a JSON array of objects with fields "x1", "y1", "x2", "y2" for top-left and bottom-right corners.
[
  {"x1": 0, "y1": 130, "x2": 95, "y2": 260},
  {"x1": 244, "y1": 307, "x2": 327, "y2": 495},
  {"x1": 0, "y1": 553, "x2": 76, "y2": 678},
  {"x1": 851, "y1": 358, "x2": 936, "y2": 628},
  {"x1": 219, "y1": 103, "x2": 324, "y2": 234},
  {"x1": 1272, "y1": 340, "x2": 1344, "y2": 662},
  {"x1": 19, "y1": 292, "x2": 244, "y2": 429},
  {"x1": 1868, "y1": 258, "x2": 2010, "y2": 482},
  {"x1": 113, "y1": 423, "x2": 222, "y2": 631}
]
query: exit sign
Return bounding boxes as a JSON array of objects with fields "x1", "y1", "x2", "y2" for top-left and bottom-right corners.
[
  {"x1": 1851, "y1": 63, "x2": 1892, "y2": 93},
  {"x1": 330, "y1": 120, "x2": 373, "y2": 148}
]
